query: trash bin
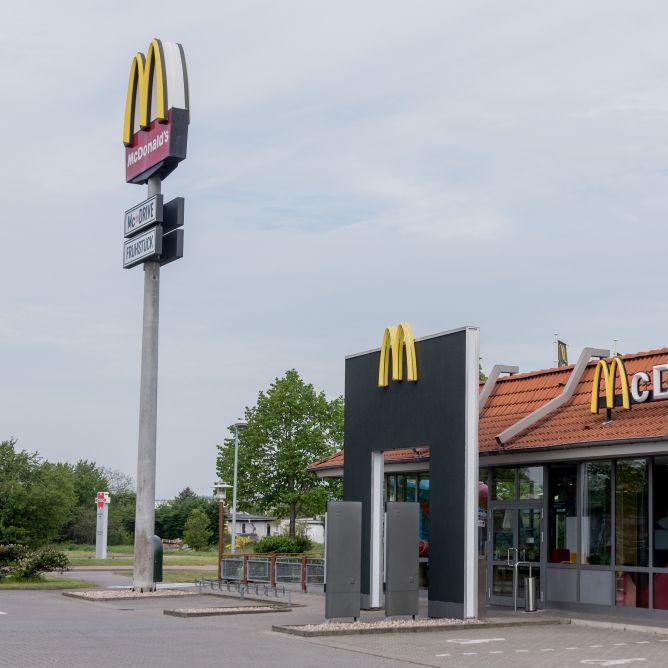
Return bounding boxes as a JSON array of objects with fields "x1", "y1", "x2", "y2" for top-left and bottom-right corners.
[
  {"x1": 524, "y1": 576, "x2": 537, "y2": 612},
  {"x1": 152, "y1": 535, "x2": 163, "y2": 583}
]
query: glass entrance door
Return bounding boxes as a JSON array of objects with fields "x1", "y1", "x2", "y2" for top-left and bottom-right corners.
[
  {"x1": 489, "y1": 505, "x2": 542, "y2": 606},
  {"x1": 488, "y1": 466, "x2": 544, "y2": 607}
]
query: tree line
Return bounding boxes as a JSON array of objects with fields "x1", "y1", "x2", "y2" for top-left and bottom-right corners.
[{"x1": 0, "y1": 440, "x2": 223, "y2": 548}]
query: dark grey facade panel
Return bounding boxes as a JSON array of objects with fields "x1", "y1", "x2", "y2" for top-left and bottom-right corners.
[
  {"x1": 325, "y1": 501, "x2": 361, "y2": 620},
  {"x1": 343, "y1": 329, "x2": 470, "y2": 617},
  {"x1": 546, "y1": 567, "x2": 578, "y2": 603},
  {"x1": 385, "y1": 502, "x2": 419, "y2": 617},
  {"x1": 580, "y1": 569, "x2": 614, "y2": 606}
]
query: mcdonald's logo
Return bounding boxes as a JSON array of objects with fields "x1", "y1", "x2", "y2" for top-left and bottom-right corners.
[
  {"x1": 378, "y1": 323, "x2": 418, "y2": 387},
  {"x1": 123, "y1": 38, "x2": 190, "y2": 184},
  {"x1": 590, "y1": 357, "x2": 630, "y2": 414}
]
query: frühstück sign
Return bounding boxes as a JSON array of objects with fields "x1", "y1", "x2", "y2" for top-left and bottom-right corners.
[
  {"x1": 123, "y1": 226, "x2": 162, "y2": 268},
  {"x1": 125, "y1": 195, "x2": 163, "y2": 238}
]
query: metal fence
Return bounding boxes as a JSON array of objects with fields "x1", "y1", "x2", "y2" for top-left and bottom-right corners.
[
  {"x1": 221, "y1": 557, "x2": 244, "y2": 580},
  {"x1": 306, "y1": 558, "x2": 325, "y2": 585},
  {"x1": 247, "y1": 557, "x2": 270, "y2": 582},
  {"x1": 219, "y1": 553, "x2": 324, "y2": 591},
  {"x1": 275, "y1": 558, "x2": 302, "y2": 584}
]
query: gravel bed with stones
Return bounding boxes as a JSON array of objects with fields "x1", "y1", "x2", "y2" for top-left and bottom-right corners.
[
  {"x1": 63, "y1": 589, "x2": 198, "y2": 601},
  {"x1": 273, "y1": 617, "x2": 478, "y2": 637}
]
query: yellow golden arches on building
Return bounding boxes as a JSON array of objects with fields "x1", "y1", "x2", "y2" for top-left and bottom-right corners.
[
  {"x1": 123, "y1": 38, "x2": 168, "y2": 146},
  {"x1": 590, "y1": 357, "x2": 630, "y2": 414},
  {"x1": 378, "y1": 322, "x2": 418, "y2": 388}
]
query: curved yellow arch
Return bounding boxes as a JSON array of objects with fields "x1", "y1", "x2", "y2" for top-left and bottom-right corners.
[
  {"x1": 377, "y1": 322, "x2": 418, "y2": 387},
  {"x1": 590, "y1": 357, "x2": 630, "y2": 414},
  {"x1": 123, "y1": 38, "x2": 168, "y2": 146}
]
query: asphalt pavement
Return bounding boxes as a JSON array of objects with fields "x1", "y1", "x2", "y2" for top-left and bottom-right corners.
[{"x1": 1, "y1": 584, "x2": 667, "y2": 667}]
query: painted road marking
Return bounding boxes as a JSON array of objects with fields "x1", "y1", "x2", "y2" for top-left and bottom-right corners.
[
  {"x1": 567, "y1": 647, "x2": 581, "y2": 650},
  {"x1": 463, "y1": 652, "x2": 478, "y2": 656},
  {"x1": 581, "y1": 660, "x2": 646, "y2": 666},
  {"x1": 590, "y1": 644, "x2": 604, "y2": 648},
  {"x1": 635, "y1": 641, "x2": 650, "y2": 644},
  {"x1": 446, "y1": 637, "x2": 505, "y2": 645},
  {"x1": 435, "y1": 653, "x2": 450, "y2": 657},
  {"x1": 614, "y1": 643, "x2": 627, "y2": 646},
  {"x1": 488, "y1": 650, "x2": 503, "y2": 654},
  {"x1": 515, "y1": 649, "x2": 529, "y2": 653}
]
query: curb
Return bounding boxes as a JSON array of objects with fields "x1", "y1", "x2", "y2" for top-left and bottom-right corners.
[
  {"x1": 164, "y1": 606, "x2": 291, "y2": 618},
  {"x1": 272, "y1": 617, "x2": 568, "y2": 638},
  {"x1": 569, "y1": 617, "x2": 668, "y2": 636}
]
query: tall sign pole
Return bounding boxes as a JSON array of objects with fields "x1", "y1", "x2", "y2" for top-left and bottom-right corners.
[
  {"x1": 95, "y1": 492, "x2": 111, "y2": 559},
  {"x1": 122, "y1": 38, "x2": 189, "y2": 592},
  {"x1": 133, "y1": 175, "x2": 161, "y2": 590}
]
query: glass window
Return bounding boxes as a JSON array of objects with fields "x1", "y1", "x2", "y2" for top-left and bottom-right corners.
[
  {"x1": 492, "y1": 468, "x2": 515, "y2": 501},
  {"x1": 518, "y1": 508, "x2": 541, "y2": 562},
  {"x1": 519, "y1": 466, "x2": 543, "y2": 500},
  {"x1": 386, "y1": 475, "x2": 397, "y2": 503},
  {"x1": 653, "y1": 457, "x2": 668, "y2": 568},
  {"x1": 548, "y1": 463, "x2": 578, "y2": 564},
  {"x1": 615, "y1": 459, "x2": 648, "y2": 567},
  {"x1": 654, "y1": 573, "x2": 668, "y2": 610},
  {"x1": 406, "y1": 476, "x2": 417, "y2": 503},
  {"x1": 418, "y1": 474, "x2": 430, "y2": 545},
  {"x1": 396, "y1": 475, "x2": 407, "y2": 502},
  {"x1": 479, "y1": 468, "x2": 489, "y2": 557},
  {"x1": 492, "y1": 508, "x2": 514, "y2": 561},
  {"x1": 616, "y1": 572, "x2": 649, "y2": 608},
  {"x1": 582, "y1": 461, "x2": 612, "y2": 565}
]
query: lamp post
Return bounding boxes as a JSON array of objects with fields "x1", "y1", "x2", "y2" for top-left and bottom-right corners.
[
  {"x1": 214, "y1": 481, "x2": 231, "y2": 580},
  {"x1": 230, "y1": 420, "x2": 248, "y2": 553}
]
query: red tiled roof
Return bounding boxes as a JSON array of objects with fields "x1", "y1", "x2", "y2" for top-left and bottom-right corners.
[{"x1": 310, "y1": 347, "x2": 668, "y2": 471}]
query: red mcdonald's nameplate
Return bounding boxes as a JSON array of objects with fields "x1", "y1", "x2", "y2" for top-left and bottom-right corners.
[{"x1": 124, "y1": 109, "x2": 189, "y2": 185}]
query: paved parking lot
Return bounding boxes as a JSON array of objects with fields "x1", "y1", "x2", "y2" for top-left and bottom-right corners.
[
  {"x1": 304, "y1": 623, "x2": 668, "y2": 666},
  {"x1": 1, "y1": 583, "x2": 667, "y2": 667}
]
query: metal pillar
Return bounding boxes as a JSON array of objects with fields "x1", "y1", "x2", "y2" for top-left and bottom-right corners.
[
  {"x1": 217, "y1": 497, "x2": 224, "y2": 579},
  {"x1": 369, "y1": 450, "x2": 384, "y2": 608},
  {"x1": 231, "y1": 426, "x2": 240, "y2": 553},
  {"x1": 132, "y1": 175, "x2": 161, "y2": 592}
]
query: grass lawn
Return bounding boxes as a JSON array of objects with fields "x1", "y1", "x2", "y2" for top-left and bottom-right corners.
[
  {"x1": 0, "y1": 576, "x2": 96, "y2": 590},
  {"x1": 113, "y1": 570, "x2": 217, "y2": 583},
  {"x1": 67, "y1": 546, "x2": 219, "y2": 567}
]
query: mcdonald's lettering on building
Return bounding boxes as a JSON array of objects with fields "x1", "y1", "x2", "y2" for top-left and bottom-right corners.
[
  {"x1": 591, "y1": 357, "x2": 668, "y2": 413},
  {"x1": 123, "y1": 38, "x2": 190, "y2": 184}
]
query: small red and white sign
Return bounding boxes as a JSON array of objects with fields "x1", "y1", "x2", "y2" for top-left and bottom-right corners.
[{"x1": 96, "y1": 492, "x2": 110, "y2": 510}]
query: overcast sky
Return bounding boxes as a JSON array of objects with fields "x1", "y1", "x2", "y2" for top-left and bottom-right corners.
[{"x1": 2, "y1": 1, "x2": 668, "y2": 497}]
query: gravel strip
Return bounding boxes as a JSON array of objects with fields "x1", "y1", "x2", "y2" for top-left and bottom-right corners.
[
  {"x1": 273, "y1": 617, "x2": 566, "y2": 637},
  {"x1": 63, "y1": 589, "x2": 198, "y2": 601}
]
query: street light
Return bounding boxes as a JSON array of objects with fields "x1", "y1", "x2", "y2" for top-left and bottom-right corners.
[
  {"x1": 230, "y1": 420, "x2": 247, "y2": 553},
  {"x1": 213, "y1": 481, "x2": 231, "y2": 580}
]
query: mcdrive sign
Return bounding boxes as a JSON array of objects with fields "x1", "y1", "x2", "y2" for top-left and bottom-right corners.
[{"x1": 123, "y1": 38, "x2": 189, "y2": 184}]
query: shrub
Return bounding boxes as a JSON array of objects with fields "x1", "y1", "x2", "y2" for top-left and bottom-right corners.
[
  {"x1": 0, "y1": 544, "x2": 28, "y2": 580},
  {"x1": 254, "y1": 535, "x2": 312, "y2": 554},
  {"x1": 183, "y1": 508, "x2": 212, "y2": 551},
  {"x1": 0, "y1": 545, "x2": 70, "y2": 580}
]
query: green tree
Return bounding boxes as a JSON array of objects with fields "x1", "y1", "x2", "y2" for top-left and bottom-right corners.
[
  {"x1": 183, "y1": 507, "x2": 212, "y2": 550},
  {"x1": 216, "y1": 369, "x2": 343, "y2": 537},
  {"x1": 0, "y1": 440, "x2": 75, "y2": 546}
]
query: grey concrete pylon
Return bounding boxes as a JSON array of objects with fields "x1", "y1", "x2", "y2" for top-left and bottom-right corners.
[{"x1": 133, "y1": 175, "x2": 161, "y2": 592}]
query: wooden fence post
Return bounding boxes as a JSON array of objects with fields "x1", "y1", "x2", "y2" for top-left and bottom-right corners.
[
  {"x1": 270, "y1": 554, "x2": 276, "y2": 588},
  {"x1": 301, "y1": 555, "x2": 307, "y2": 593},
  {"x1": 243, "y1": 553, "x2": 249, "y2": 584}
]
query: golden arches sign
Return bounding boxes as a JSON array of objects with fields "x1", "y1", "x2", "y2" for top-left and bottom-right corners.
[
  {"x1": 590, "y1": 357, "x2": 630, "y2": 414},
  {"x1": 378, "y1": 322, "x2": 418, "y2": 387}
]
